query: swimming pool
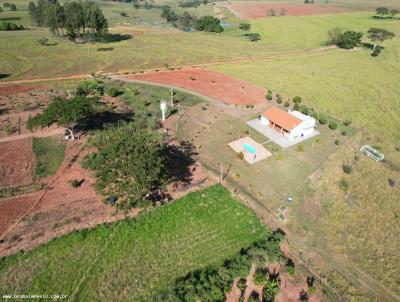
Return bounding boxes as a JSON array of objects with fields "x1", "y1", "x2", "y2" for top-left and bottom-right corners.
[{"x1": 242, "y1": 143, "x2": 256, "y2": 154}]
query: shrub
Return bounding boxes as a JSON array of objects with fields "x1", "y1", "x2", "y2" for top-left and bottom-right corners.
[
  {"x1": 318, "y1": 115, "x2": 327, "y2": 125},
  {"x1": 388, "y1": 178, "x2": 395, "y2": 187},
  {"x1": 293, "y1": 102, "x2": 300, "y2": 111},
  {"x1": 237, "y1": 278, "x2": 247, "y2": 293},
  {"x1": 0, "y1": 21, "x2": 24, "y2": 31},
  {"x1": 248, "y1": 291, "x2": 260, "y2": 302},
  {"x1": 38, "y1": 37, "x2": 48, "y2": 46},
  {"x1": 293, "y1": 96, "x2": 302, "y2": 103},
  {"x1": 311, "y1": 112, "x2": 319, "y2": 119},
  {"x1": 237, "y1": 152, "x2": 244, "y2": 160},
  {"x1": 10, "y1": 3, "x2": 16, "y2": 10},
  {"x1": 105, "y1": 86, "x2": 121, "y2": 97},
  {"x1": 343, "y1": 164, "x2": 352, "y2": 174},
  {"x1": 253, "y1": 267, "x2": 267, "y2": 285},
  {"x1": 284, "y1": 101, "x2": 290, "y2": 107},
  {"x1": 343, "y1": 119, "x2": 352, "y2": 126},
  {"x1": 329, "y1": 121, "x2": 338, "y2": 130},
  {"x1": 335, "y1": 140, "x2": 340, "y2": 145},
  {"x1": 341, "y1": 130, "x2": 347, "y2": 136},
  {"x1": 299, "y1": 289, "x2": 309, "y2": 301},
  {"x1": 98, "y1": 47, "x2": 114, "y2": 51},
  {"x1": 276, "y1": 94, "x2": 282, "y2": 104},
  {"x1": 297, "y1": 144, "x2": 304, "y2": 152},
  {"x1": 266, "y1": 90, "x2": 273, "y2": 101},
  {"x1": 300, "y1": 105, "x2": 309, "y2": 115},
  {"x1": 70, "y1": 179, "x2": 83, "y2": 188},
  {"x1": 76, "y1": 79, "x2": 103, "y2": 96},
  {"x1": 285, "y1": 258, "x2": 295, "y2": 275},
  {"x1": 248, "y1": 33, "x2": 261, "y2": 42}
]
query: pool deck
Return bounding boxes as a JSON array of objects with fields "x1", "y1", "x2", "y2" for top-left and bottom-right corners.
[{"x1": 228, "y1": 137, "x2": 271, "y2": 164}]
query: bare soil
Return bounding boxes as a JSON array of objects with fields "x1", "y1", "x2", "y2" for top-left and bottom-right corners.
[
  {"x1": 0, "y1": 138, "x2": 35, "y2": 188},
  {"x1": 0, "y1": 85, "x2": 46, "y2": 96},
  {"x1": 0, "y1": 88, "x2": 64, "y2": 139},
  {"x1": 222, "y1": 2, "x2": 349, "y2": 19},
  {"x1": 125, "y1": 68, "x2": 267, "y2": 106}
]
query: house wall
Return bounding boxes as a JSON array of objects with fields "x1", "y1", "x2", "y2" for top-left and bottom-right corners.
[{"x1": 260, "y1": 116, "x2": 269, "y2": 126}]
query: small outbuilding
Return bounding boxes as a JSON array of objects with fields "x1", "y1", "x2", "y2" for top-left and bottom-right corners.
[{"x1": 260, "y1": 107, "x2": 316, "y2": 140}]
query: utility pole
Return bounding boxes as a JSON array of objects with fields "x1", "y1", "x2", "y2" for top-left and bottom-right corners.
[{"x1": 169, "y1": 88, "x2": 174, "y2": 108}]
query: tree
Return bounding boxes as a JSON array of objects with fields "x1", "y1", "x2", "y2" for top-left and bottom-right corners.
[
  {"x1": 10, "y1": 3, "x2": 16, "y2": 11},
  {"x1": 0, "y1": 7, "x2": 3, "y2": 14},
  {"x1": 64, "y1": 1, "x2": 84, "y2": 41},
  {"x1": 376, "y1": 7, "x2": 389, "y2": 18},
  {"x1": 27, "y1": 95, "x2": 96, "y2": 140},
  {"x1": 195, "y1": 16, "x2": 223, "y2": 33},
  {"x1": 177, "y1": 11, "x2": 194, "y2": 30},
  {"x1": 267, "y1": 9, "x2": 275, "y2": 16},
  {"x1": 280, "y1": 8, "x2": 287, "y2": 16},
  {"x1": 367, "y1": 27, "x2": 395, "y2": 51},
  {"x1": 82, "y1": 121, "x2": 167, "y2": 209},
  {"x1": 239, "y1": 22, "x2": 251, "y2": 37},
  {"x1": 263, "y1": 279, "x2": 279, "y2": 302},
  {"x1": 336, "y1": 30, "x2": 363, "y2": 49},
  {"x1": 390, "y1": 9, "x2": 400, "y2": 18}
]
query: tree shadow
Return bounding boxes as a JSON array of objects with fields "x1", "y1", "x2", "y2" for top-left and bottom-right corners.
[
  {"x1": 362, "y1": 42, "x2": 385, "y2": 50},
  {"x1": 164, "y1": 140, "x2": 197, "y2": 187},
  {"x1": 0, "y1": 17, "x2": 21, "y2": 21},
  {"x1": 101, "y1": 33, "x2": 132, "y2": 43},
  {"x1": 0, "y1": 74, "x2": 10, "y2": 79},
  {"x1": 77, "y1": 110, "x2": 133, "y2": 132}
]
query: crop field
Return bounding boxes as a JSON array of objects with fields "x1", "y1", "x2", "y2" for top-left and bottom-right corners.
[
  {"x1": 0, "y1": 185, "x2": 269, "y2": 301},
  {"x1": 32, "y1": 136, "x2": 65, "y2": 177}
]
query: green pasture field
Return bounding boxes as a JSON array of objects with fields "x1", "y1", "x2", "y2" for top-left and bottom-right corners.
[
  {"x1": 2, "y1": 9, "x2": 397, "y2": 80},
  {"x1": 0, "y1": 185, "x2": 269, "y2": 301},
  {"x1": 32, "y1": 136, "x2": 66, "y2": 177}
]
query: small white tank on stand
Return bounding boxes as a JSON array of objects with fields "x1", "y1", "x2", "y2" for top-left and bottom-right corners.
[{"x1": 160, "y1": 99, "x2": 167, "y2": 121}]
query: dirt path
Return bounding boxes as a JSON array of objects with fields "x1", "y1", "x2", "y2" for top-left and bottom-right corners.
[
  {"x1": 0, "y1": 128, "x2": 64, "y2": 143},
  {"x1": 0, "y1": 46, "x2": 336, "y2": 85}
]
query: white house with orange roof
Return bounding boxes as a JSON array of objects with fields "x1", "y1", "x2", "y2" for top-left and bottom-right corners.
[{"x1": 260, "y1": 107, "x2": 316, "y2": 140}]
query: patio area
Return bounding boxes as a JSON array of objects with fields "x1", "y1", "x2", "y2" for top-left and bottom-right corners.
[
  {"x1": 247, "y1": 119, "x2": 319, "y2": 149},
  {"x1": 228, "y1": 136, "x2": 272, "y2": 164}
]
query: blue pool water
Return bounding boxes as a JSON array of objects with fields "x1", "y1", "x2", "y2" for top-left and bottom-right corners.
[{"x1": 242, "y1": 143, "x2": 256, "y2": 154}]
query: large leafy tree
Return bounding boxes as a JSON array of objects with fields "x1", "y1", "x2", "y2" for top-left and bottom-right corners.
[
  {"x1": 376, "y1": 7, "x2": 389, "y2": 18},
  {"x1": 27, "y1": 95, "x2": 96, "y2": 140},
  {"x1": 195, "y1": 16, "x2": 223, "y2": 33},
  {"x1": 82, "y1": 121, "x2": 167, "y2": 209},
  {"x1": 367, "y1": 27, "x2": 395, "y2": 50},
  {"x1": 336, "y1": 30, "x2": 363, "y2": 49}
]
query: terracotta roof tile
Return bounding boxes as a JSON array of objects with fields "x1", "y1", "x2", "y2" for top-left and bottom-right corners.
[{"x1": 263, "y1": 107, "x2": 301, "y2": 131}]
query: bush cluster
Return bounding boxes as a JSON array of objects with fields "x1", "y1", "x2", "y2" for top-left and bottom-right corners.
[
  {"x1": 167, "y1": 232, "x2": 283, "y2": 301},
  {"x1": 0, "y1": 21, "x2": 24, "y2": 31}
]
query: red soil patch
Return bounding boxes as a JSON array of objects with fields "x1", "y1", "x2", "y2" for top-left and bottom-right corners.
[
  {"x1": 0, "y1": 193, "x2": 41, "y2": 236},
  {"x1": 125, "y1": 68, "x2": 267, "y2": 106},
  {"x1": 223, "y1": 2, "x2": 349, "y2": 19},
  {"x1": 0, "y1": 138, "x2": 35, "y2": 188},
  {"x1": 0, "y1": 85, "x2": 45, "y2": 96}
]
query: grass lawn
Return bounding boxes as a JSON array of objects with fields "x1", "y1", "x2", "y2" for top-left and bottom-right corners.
[
  {"x1": 0, "y1": 185, "x2": 270, "y2": 301},
  {"x1": 32, "y1": 136, "x2": 65, "y2": 177},
  {"x1": 211, "y1": 39, "x2": 400, "y2": 141}
]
